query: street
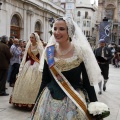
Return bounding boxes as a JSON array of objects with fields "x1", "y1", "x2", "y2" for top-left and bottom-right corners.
[{"x1": 0, "y1": 64, "x2": 120, "y2": 120}]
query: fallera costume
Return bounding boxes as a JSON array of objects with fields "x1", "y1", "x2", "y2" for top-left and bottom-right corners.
[
  {"x1": 9, "y1": 33, "x2": 44, "y2": 108},
  {"x1": 32, "y1": 44, "x2": 97, "y2": 120},
  {"x1": 31, "y1": 17, "x2": 103, "y2": 120}
]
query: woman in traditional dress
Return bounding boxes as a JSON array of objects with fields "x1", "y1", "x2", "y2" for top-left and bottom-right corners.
[
  {"x1": 31, "y1": 17, "x2": 103, "y2": 120},
  {"x1": 10, "y1": 33, "x2": 44, "y2": 109}
]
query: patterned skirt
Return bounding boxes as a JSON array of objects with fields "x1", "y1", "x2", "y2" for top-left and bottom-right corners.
[
  {"x1": 9, "y1": 61, "x2": 42, "y2": 109},
  {"x1": 31, "y1": 88, "x2": 89, "y2": 120}
]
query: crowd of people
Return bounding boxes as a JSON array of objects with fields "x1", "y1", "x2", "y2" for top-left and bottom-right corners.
[
  {"x1": 108, "y1": 43, "x2": 120, "y2": 67},
  {"x1": 0, "y1": 17, "x2": 117, "y2": 120}
]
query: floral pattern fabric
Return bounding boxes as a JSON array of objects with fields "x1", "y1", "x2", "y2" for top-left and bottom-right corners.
[{"x1": 32, "y1": 88, "x2": 88, "y2": 120}]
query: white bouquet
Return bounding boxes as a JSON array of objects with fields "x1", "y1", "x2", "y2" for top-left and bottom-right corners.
[{"x1": 88, "y1": 102, "x2": 110, "y2": 119}]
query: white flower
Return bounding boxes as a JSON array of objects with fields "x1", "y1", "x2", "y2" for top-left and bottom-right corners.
[{"x1": 88, "y1": 102, "x2": 110, "y2": 116}]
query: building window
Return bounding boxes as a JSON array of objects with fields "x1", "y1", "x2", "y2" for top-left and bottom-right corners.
[
  {"x1": 11, "y1": 15, "x2": 20, "y2": 26},
  {"x1": 85, "y1": 11, "x2": 88, "y2": 19},
  {"x1": 35, "y1": 21, "x2": 41, "y2": 36},
  {"x1": 77, "y1": 21, "x2": 80, "y2": 27},
  {"x1": 89, "y1": 31, "x2": 90, "y2": 36},
  {"x1": 77, "y1": 11, "x2": 81, "y2": 16},
  {"x1": 61, "y1": 3, "x2": 65, "y2": 8},
  {"x1": 87, "y1": 21, "x2": 91, "y2": 27},
  {"x1": 86, "y1": 31, "x2": 88, "y2": 36},
  {"x1": 10, "y1": 14, "x2": 21, "y2": 39},
  {"x1": 84, "y1": 31, "x2": 85, "y2": 35},
  {"x1": 83, "y1": 21, "x2": 86, "y2": 27}
]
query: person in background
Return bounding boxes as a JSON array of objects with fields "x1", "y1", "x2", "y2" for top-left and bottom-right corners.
[
  {"x1": 7, "y1": 36, "x2": 15, "y2": 83},
  {"x1": 9, "y1": 38, "x2": 22, "y2": 87},
  {"x1": 94, "y1": 40, "x2": 112, "y2": 94},
  {"x1": 19, "y1": 40, "x2": 24, "y2": 47},
  {"x1": 31, "y1": 17, "x2": 103, "y2": 120},
  {"x1": 23, "y1": 40, "x2": 27, "y2": 48},
  {"x1": 10, "y1": 33, "x2": 44, "y2": 109},
  {"x1": 19, "y1": 40, "x2": 25, "y2": 61},
  {"x1": 110, "y1": 47, "x2": 115, "y2": 65},
  {"x1": 113, "y1": 51, "x2": 120, "y2": 67},
  {"x1": 0, "y1": 35, "x2": 12, "y2": 96},
  {"x1": 8, "y1": 36, "x2": 15, "y2": 48},
  {"x1": 20, "y1": 45, "x2": 25, "y2": 61}
]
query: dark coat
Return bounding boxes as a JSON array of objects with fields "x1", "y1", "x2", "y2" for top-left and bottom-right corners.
[
  {"x1": 0, "y1": 42, "x2": 12, "y2": 69},
  {"x1": 94, "y1": 46, "x2": 112, "y2": 63}
]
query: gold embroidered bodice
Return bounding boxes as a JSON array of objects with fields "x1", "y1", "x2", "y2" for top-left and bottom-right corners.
[
  {"x1": 31, "y1": 48, "x2": 39, "y2": 56},
  {"x1": 55, "y1": 47, "x2": 83, "y2": 72}
]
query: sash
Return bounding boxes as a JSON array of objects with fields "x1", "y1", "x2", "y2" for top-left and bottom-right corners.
[
  {"x1": 28, "y1": 47, "x2": 40, "y2": 64},
  {"x1": 46, "y1": 45, "x2": 92, "y2": 120}
]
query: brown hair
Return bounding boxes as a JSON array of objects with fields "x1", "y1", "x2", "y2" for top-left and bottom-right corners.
[{"x1": 56, "y1": 18, "x2": 72, "y2": 42}]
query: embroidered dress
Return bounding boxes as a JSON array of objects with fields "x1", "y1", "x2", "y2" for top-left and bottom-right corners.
[
  {"x1": 10, "y1": 48, "x2": 42, "y2": 108},
  {"x1": 31, "y1": 46, "x2": 97, "y2": 119}
]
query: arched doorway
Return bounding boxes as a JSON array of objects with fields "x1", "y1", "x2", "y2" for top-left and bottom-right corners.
[
  {"x1": 10, "y1": 14, "x2": 21, "y2": 39},
  {"x1": 35, "y1": 21, "x2": 42, "y2": 36}
]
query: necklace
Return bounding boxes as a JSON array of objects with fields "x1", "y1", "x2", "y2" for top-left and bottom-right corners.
[{"x1": 56, "y1": 44, "x2": 73, "y2": 56}]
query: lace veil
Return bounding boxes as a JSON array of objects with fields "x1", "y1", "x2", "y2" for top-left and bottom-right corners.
[
  {"x1": 19, "y1": 32, "x2": 44, "y2": 72},
  {"x1": 39, "y1": 17, "x2": 103, "y2": 86}
]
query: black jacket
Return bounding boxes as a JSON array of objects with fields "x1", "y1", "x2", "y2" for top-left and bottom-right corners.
[
  {"x1": 37, "y1": 60, "x2": 97, "y2": 102},
  {"x1": 0, "y1": 42, "x2": 12, "y2": 69},
  {"x1": 94, "y1": 46, "x2": 112, "y2": 63}
]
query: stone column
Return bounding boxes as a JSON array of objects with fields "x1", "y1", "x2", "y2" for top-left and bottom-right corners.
[
  {"x1": 23, "y1": 9, "x2": 27, "y2": 41},
  {"x1": 43, "y1": 12, "x2": 47, "y2": 42},
  {"x1": 27, "y1": 9, "x2": 34, "y2": 40}
]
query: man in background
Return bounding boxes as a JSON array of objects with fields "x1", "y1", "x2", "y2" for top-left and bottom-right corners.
[
  {"x1": 94, "y1": 40, "x2": 112, "y2": 94},
  {"x1": 0, "y1": 35, "x2": 12, "y2": 96},
  {"x1": 9, "y1": 38, "x2": 22, "y2": 87},
  {"x1": 7, "y1": 36, "x2": 15, "y2": 83}
]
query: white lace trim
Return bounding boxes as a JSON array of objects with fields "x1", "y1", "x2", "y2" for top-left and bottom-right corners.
[{"x1": 55, "y1": 46, "x2": 83, "y2": 71}]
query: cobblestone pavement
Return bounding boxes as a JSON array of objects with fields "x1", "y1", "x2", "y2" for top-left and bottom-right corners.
[{"x1": 0, "y1": 64, "x2": 120, "y2": 120}]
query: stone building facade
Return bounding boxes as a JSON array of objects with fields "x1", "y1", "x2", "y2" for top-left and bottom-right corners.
[
  {"x1": 75, "y1": 0, "x2": 98, "y2": 47},
  {"x1": 49, "y1": 0, "x2": 98, "y2": 48},
  {"x1": 96, "y1": 0, "x2": 120, "y2": 45},
  {"x1": 0, "y1": 0, "x2": 65, "y2": 42}
]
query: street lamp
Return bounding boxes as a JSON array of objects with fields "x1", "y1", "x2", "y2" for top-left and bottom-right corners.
[
  {"x1": 48, "y1": 17, "x2": 55, "y2": 35},
  {"x1": 48, "y1": 17, "x2": 54, "y2": 28},
  {"x1": 0, "y1": 2, "x2": 2, "y2": 10}
]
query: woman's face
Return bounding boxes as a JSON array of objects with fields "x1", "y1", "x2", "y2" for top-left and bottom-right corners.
[
  {"x1": 53, "y1": 20, "x2": 69, "y2": 44},
  {"x1": 30, "y1": 34, "x2": 36, "y2": 44},
  {"x1": 100, "y1": 42, "x2": 105, "y2": 47}
]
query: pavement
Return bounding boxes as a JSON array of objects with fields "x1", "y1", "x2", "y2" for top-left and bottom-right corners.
[{"x1": 0, "y1": 64, "x2": 120, "y2": 120}]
